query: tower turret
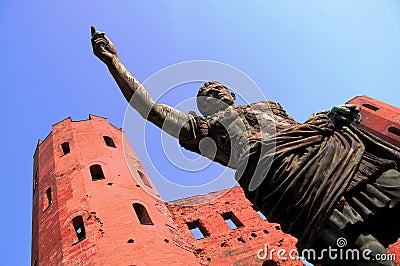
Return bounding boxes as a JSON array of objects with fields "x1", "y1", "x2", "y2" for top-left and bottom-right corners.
[{"x1": 31, "y1": 115, "x2": 197, "y2": 265}]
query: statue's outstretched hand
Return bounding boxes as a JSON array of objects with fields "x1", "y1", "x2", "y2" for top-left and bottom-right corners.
[
  {"x1": 329, "y1": 104, "x2": 362, "y2": 126},
  {"x1": 91, "y1": 26, "x2": 117, "y2": 64}
]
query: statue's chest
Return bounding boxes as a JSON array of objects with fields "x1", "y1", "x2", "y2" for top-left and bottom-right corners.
[{"x1": 208, "y1": 104, "x2": 276, "y2": 147}]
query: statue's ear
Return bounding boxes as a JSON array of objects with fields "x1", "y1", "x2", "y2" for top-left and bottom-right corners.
[{"x1": 231, "y1": 92, "x2": 236, "y2": 100}]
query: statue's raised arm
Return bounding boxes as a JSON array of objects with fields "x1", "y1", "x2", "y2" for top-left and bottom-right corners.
[{"x1": 90, "y1": 26, "x2": 193, "y2": 139}]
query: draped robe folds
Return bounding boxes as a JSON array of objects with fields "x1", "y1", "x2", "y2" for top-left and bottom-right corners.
[
  {"x1": 236, "y1": 112, "x2": 400, "y2": 250},
  {"x1": 179, "y1": 102, "x2": 400, "y2": 250}
]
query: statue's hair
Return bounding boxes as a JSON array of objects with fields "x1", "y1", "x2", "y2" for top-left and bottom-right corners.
[
  {"x1": 197, "y1": 81, "x2": 227, "y2": 97},
  {"x1": 197, "y1": 81, "x2": 230, "y2": 116}
]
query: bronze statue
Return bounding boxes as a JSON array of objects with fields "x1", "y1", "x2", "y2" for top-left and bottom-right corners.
[{"x1": 91, "y1": 26, "x2": 400, "y2": 265}]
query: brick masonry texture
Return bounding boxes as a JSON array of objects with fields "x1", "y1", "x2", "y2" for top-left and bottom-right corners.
[
  {"x1": 347, "y1": 96, "x2": 400, "y2": 147},
  {"x1": 32, "y1": 96, "x2": 400, "y2": 265}
]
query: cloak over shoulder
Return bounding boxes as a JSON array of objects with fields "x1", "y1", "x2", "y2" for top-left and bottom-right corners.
[{"x1": 236, "y1": 112, "x2": 400, "y2": 249}]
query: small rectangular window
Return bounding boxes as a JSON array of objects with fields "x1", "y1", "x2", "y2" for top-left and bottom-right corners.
[
  {"x1": 190, "y1": 227, "x2": 205, "y2": 240},
  {"x1": 33, "y1": 172, "x2": 38, "y2": 191},
  {"x1": 388, "y1": 126, "x2": 400, "y2": 137},
  {"x1": 187, "y1": 220, "x2": 209, "y2": 240},
  {"x1": 61, "y1": 142, "x2": 70, "y2": 155},
  {"x1": 222, "y1": 211, "x2": 243, "y2": 230},
  {"x1": 43, "y1": 187, "x2": 52, "y2": 211},
  {"x1": 72, "y1": 216, "x2": 86, "y2": 243},
  {"x1": 252, "y1": 205, "x2": 267, "y2": 220},
  {"x1": 90, "y1": 164, "x2": 105, "y2": 181},
  {"x1": 256, "y1": 211, "x2": 267, "y2": 220},
  {"x1": 362, "y1": 103, "x2": 379, "y2": 111}
]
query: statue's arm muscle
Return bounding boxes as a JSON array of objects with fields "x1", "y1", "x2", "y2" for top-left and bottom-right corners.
[
  {"x1": 107, "y1": 58, "x2": 194, "y2": 140},
  {"x1": 91, "y1": 27, "x2": 193, "y2": 140}
]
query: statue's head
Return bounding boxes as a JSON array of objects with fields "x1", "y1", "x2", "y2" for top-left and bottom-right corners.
[{"x1": 196, "y1": 81, "x2": 236, "y2": 116}]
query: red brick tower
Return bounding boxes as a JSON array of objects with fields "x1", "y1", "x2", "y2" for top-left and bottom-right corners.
[
  {"x1": 347, "y1": 96, "x2": 400, "y2": 147},
  {"x1": 31, "y1": 115, "x2": 198, "y2": 265}
]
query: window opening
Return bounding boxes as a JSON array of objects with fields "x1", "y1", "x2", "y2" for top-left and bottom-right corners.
[
  {"x1": 187, "y1": 220, "x2": 209, "y2": 240},
  {"x1": 138, "y1": 170, "x2": 152, "y2": 188},
  {"x1": 222, "y1": 211, "x2": 243, "y2": 230},
  {"x1": 103, "y1": 136, "x2": 116, "y2": 148},
  {"x1": 72, "y1": 216, "x2": 86, "y2": 243},
  {"x1": 257, "y1": 210, "x2": 267, "y2": 220},
  {"x1": 252, "y1": 205, "x2": 267, "y2": 220},
  {"x1": 90, "y1": 164, "x2": 105, "y2": 181},
  {"x1": 43, "y1": 187, "x2": 52, "y2": 211},
  {"x1": 362, "y1": 103, "x2": 379, "y2": 111},
  {"x1": 33, "y1": 172, "x2": 38, "y2": 191},
  {"x1": 388, "y1": 126, "x2": 400, "y2": 137},
  {"x1": 133, "y1": 203, "x2": 154, "y2": 225},
  {"x1": 61, "y1": 142, "x2": 70, "y2": 155}
]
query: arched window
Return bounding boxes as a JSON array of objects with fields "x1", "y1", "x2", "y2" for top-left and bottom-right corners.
[
  {"x1": 72, "y1": 216, "x2": 86, "y2": 243},
  {"x1": 61, "y1": 142, "x2": 70, "y2": 155},
  {"x1": 133, "y1": 203, "x2": 153, "y2": 225},
  {"x1": 90, "y1": 164, "x2": 105, "y2": 181},
  {"x1": 43, "y1": 187, "x2": 52, "y2": 211},
  {"x1": 103, "y1": 136, "x2": 116, "y2": 148},
  {"x1": 138, "y1": 170, "x2": 152, "y2": 188}
]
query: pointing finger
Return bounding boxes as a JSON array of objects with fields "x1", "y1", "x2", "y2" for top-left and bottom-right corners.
[
  {"x1": 91, "y1": 25, "x2": 96, "y2": 38},
  {"x1": 90, "y1": 26, "x2": 106, "y2": 39}
]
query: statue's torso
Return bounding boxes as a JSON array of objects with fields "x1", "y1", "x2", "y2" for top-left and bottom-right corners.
[{"x1": 180, "y1": 100, "x2": 299, "y2": 169}]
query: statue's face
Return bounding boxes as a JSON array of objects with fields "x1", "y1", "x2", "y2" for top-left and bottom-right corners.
[{"x1": 197, "y1": 82, "x2": 236, "y2": 116}]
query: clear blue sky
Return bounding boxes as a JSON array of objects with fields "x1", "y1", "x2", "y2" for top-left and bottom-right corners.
[{"x1": 1, "y1": 1, "x2": 399, "y2": 264}]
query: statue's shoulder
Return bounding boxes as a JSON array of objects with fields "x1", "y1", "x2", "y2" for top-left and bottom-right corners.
[
  {"x1": 255, "y1": 100, "x2": 285, "y2": 110},
  {"x1": 249, "y1": 100, "x2": 299, "y2": 126},
  {"x1": 236, "y1": 100, "x2": 286, "y2": 113}
]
